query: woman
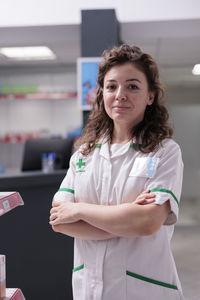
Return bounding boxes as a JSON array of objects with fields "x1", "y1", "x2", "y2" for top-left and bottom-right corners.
[{"x1": 49, "y1": 44, "x2": 184, "y2": 300}]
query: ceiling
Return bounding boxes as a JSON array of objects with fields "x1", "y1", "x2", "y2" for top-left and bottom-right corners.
[{"x1": 0, "y1": 18, "x2": 200, "y2": 86}]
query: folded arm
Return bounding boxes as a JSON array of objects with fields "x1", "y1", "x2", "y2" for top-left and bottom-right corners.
[
  {"x1": 77, "y1": 200, "x2": 170, "y2": 237},
  {"x1": 52, "y1": 221, "x2": 116, "y2": 240},
  {"x1": 50, "y1": 190, "x2": 168, "y2": 238}
]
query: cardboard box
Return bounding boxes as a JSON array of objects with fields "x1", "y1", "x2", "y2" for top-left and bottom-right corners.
[
  {"x1": 0, "y1": 255, "x2": 6, "y2": 300},
  {"x1": 0, "y1": 192, "x2": 24, "y2": 217},
  {"x1": 4, "y1": 288, "x2": 25, "y2": 300}
]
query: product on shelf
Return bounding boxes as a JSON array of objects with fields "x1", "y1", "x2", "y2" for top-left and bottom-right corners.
[
  {"x1": 5, "y1": 288, "x2": 25, "y2": 300},
  {"x1": 0, "y1": 192, "x2": 24, "y2": 217},
  {"x1": 0, "y1": 255, "x2": 6, "y2": 300}
]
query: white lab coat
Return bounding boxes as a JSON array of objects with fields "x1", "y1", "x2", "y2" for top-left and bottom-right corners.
[{"x1": 54, "y1": 138, "x2": 184, "y2": 300}]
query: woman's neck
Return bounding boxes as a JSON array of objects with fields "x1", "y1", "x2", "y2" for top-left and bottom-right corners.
[{"x1": 111, "y1": 127, "x2": 131, "y2": 144}]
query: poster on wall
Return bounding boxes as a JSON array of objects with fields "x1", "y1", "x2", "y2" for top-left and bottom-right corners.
[{"x1": 77, "y1": 57, "x2": 102, "y2": 110}]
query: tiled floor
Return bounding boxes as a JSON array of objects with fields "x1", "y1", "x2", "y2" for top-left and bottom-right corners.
[{"x1": 171, "y1": 198, "x2": 200, "y2": 300}]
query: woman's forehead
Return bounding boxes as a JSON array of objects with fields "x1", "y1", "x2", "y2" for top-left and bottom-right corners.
[{"x1": 103, "y1": 63, "x2": 147, "y2": 83}]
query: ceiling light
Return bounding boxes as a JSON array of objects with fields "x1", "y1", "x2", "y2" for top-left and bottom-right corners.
[
  {"x1": 192, "y1": 64, "x2": 200, "y2": 75},
  {"x1": 0, "y1": 46, "x2": 56, "y2": 60}
]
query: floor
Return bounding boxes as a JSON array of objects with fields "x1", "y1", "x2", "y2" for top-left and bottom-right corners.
[{"x1": 171, "y1": 198, "x2": 200, "y2": 300}]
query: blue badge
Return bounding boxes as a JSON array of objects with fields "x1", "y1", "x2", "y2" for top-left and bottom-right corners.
[{"x1": 147, "y1": 157, "x2": 158, "y2": 177}]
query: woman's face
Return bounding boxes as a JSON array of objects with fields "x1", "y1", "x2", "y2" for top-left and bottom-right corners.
[{"x1": 103, "y1": 62, "x2": 154, "y2": 131}]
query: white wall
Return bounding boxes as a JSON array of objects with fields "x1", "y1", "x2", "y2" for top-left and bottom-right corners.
[
  {"x1": 167, "y1": 86, "x2": 200, "y2": 201},
  {"x1": 170, "y1": 103, "x2": 200, "y2": 200}
]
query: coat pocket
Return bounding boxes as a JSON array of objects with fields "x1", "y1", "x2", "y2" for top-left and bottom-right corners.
[
  {"x1": 126, "y1": 270, "x2": 181, "y2": 300},
  {"x1": 129, "y1": 157, "x2": 159, "y2": 178}
]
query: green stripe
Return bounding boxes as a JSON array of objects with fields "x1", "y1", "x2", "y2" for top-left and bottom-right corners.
[
  {"x1": 76, "y1": 170, "x2": 85, "y2": 173},
  {"x1": 150, "y1": 188, "x2": 179, "y2": 207},
  {"x1": 126, "y1": 270, "x2": 178, "y2": 290},
  {"x1": 130, "y1": 143, "x2": 143, "y2": 149},
  {"x1": 58, "y1": 188, "x2": 74, "y2": 194},
  {"x1": 95, "y1": 144, "x2": 102, "y2": 148},
  {"x1": 96, "y1": 143, "x2": 142, "y2": 149},
  {"x1": 72, "y1": 264, "x2": 84, "y2": 272}
]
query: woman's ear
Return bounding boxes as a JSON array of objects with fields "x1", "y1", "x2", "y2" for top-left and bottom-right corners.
[{"x1": 147, "y1": 92, "x2": 155, "y2": 105}]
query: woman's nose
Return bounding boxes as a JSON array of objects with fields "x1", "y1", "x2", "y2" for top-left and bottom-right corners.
[{"x1": 116, "y1": 87, "x2": 127, "y2": 101}]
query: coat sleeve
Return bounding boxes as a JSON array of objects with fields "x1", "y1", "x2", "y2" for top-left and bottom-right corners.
[
  {"x1": 144, "y1": 139, "x2": 184, "y2": 225},
  {"x1": 53, "y1": 151, "x2": 77, "y2": 203}
]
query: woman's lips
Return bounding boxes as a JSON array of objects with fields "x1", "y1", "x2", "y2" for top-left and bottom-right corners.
[{"x1": 113, "y1": 106, "x2": 130, "y2": 111}]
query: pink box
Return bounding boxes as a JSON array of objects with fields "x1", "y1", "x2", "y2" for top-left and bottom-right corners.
[
  {"x1": 4, "y1": 288, "x2": 25, "y2": 300},
  {"x1": 0, "y1": 192, "x2": 24, "y2": 217}
]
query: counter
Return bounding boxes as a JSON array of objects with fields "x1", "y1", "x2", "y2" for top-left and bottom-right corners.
[{"x1": 0, "y1": 170, "x2": 74, "y2": 300}]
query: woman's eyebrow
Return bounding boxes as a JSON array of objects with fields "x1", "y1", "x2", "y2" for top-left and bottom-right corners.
[
  {"x1": 105, "y1": 78, "x2": 141, "y2": 83},
  {"x1": 105, "y1": 79, "x2": 117, "y2": 82},
  {"x1": 126, "y1": 78, "x2": 141, "y2": 83}
]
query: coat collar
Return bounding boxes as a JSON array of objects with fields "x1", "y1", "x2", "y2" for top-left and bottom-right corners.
[
  {"x1": 97, "y1": 137, "x2": 137, "y2": 160},
  {"x1": 98, "y1": 137, "x2": 110, "y2": 161}
]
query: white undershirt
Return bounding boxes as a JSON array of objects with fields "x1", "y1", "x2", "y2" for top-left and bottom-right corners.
[{"x1": 110, "y1": 142, "x2": 130, "y2": 159}]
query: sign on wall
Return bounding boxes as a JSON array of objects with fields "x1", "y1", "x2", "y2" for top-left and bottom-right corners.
[{"x1": 77, "y1": 57, "x2": 102, "y2": 110}]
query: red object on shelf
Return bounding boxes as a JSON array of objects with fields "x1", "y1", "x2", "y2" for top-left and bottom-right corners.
[
  {"x1": 0, "y1": 192, "x2": 24, "y2": 217},
  {"x1": 5, "y1": 288, "x2": 25, "y2": 300}
]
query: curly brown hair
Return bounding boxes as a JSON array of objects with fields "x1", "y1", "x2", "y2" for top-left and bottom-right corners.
[{"x1": 76, "y1": 44, "x2": 173, "y2": 155}]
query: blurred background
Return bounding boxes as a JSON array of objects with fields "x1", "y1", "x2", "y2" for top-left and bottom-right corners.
[{"x1": 0, "y1": 1, "x2": 200, "y2": 299}]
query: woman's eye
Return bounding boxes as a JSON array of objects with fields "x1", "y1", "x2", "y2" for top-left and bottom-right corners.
[
  {"x1": 106, "y1": 85, "x2": 116, "y2": 90},
  {"x1": 128, "y1": 84, "x2": 138, "y2": 90}
]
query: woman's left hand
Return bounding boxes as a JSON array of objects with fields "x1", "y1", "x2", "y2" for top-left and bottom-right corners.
[
  {"x1": 134, "y1": 190, "x2": 156, "y2": 205},
  {"x1": 49, "y1": 201, "x2": 80, "y2": 225}
]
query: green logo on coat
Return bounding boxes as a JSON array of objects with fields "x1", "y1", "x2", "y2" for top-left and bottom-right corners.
[{"x1": 76, "y1": 159, "x2": 86, "y2": 173}]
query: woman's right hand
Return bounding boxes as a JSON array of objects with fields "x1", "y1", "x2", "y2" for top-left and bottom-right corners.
[{"x1": 134, "y1": 190, "x2": 156, "y2": 205}]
